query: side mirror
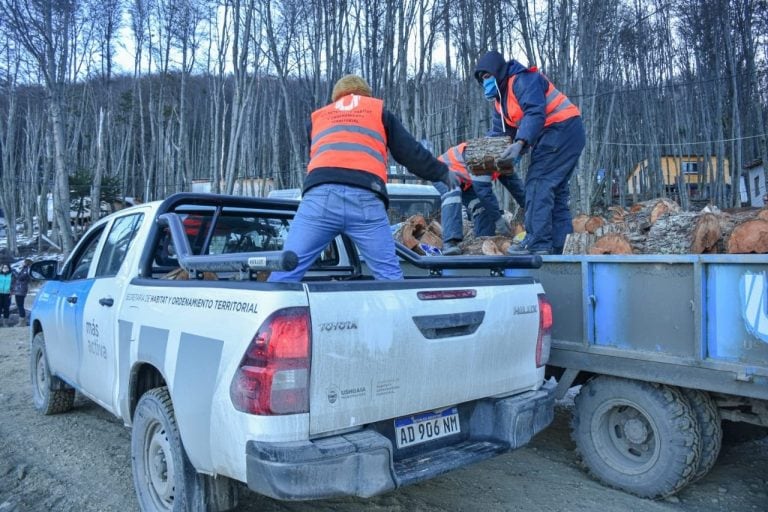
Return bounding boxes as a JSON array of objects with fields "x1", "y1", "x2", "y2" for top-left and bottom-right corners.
[{"x1": 30, "y1": 260, "x2": 59, "y2": 281}]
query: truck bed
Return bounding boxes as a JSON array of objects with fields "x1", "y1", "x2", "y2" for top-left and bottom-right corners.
[{"x1": 520, "y1": 254, "x2": 768, "y2": 400}]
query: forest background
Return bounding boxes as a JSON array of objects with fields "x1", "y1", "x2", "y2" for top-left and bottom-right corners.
[{"x1": 0, "y1": 0, "x2": 766, "y2": 253}]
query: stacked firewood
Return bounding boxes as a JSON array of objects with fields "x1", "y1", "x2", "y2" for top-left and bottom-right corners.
[
  {"x1": 566, "y1": 198, "x2": 768, "y2": 255},
  {"x1": 393, "y1": 214, "x2": 524, "y2": 256},
  {"x1": 393, "y1": 215, "x2": 446, "y2": 254}
]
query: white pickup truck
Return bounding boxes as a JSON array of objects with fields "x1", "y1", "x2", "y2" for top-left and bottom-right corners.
[{"x1": 29, "y1": 193, "x2": 555, "y2": 511}]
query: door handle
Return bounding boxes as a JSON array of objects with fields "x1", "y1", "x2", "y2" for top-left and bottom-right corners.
[
  {"x1": 66, "y1": 295, "x2": 78, "y2": 304},
  {"x1": 99, "y1": 297, "x2": 114, "y2": 307}
]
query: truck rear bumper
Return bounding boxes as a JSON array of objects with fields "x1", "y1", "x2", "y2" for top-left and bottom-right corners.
[{"x1": 245, "y1": 379, "x2": 555, "y2": 500}]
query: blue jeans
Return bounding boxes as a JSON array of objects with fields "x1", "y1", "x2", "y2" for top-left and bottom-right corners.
[
  {"x1": 524, "y1": 117, "x2": 586, "y2": 253},
  {"x1": 268, "y1": 184, "x2": 403, "y2": 281}
]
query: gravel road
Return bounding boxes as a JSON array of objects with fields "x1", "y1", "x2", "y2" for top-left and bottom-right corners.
[{"x1": 1, "y1": 325, "x2": 766, "y2": 512}]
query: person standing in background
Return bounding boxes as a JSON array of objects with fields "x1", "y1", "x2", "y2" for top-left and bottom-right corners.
[
  {"x1": 0, "y1": 263, "x2": 12, "y2": 327},
  {"x1": 11, "y1": 258, "x2": 31, "y2": 327}
]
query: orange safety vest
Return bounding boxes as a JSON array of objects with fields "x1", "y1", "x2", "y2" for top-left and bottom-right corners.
[
  {"x1": 308, "y1": 95, "x2": 388, "y2": 182},
  {"x1": 494, "y1": 68, "x2": 580, "y2": 130},
  {"x1": 437, "y1": 143, "x2": 471, "y2": 179}
]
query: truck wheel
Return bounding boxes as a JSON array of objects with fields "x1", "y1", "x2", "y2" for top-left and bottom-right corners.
[
  {"x1": 680, "y1": 388, "x2": 722, "y2": 482},
  {"x1": 131, "y1": 387, "x2": 238, "y2": 512},
  {"x1": 572, "y1": 376, "x2": 700, "y2": 498},
  {"x1": 30, "y1": 332, "x2": 75, "y2": 415}
]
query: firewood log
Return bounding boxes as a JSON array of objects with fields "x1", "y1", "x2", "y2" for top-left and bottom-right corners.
[
  {"x1": 572, "y1": 214, "x2": 589, "y2": 233},
  {"x1": 481, "y1": 239, "x2": 505, "y2": 255},
  {"x1": 588, "y1": 233, "x2": 634, "y2": 255},
  {"x1": 459, "y1": 236, "x2": 513, "y2": 255},
  {"x1": 585, "y1": 216, "x2": 606, "y2": 234},
  {"x1": 394, "y1": 215, "x2": 427, "y2": 250},
  {"x1": 562, "y1": 232, "x2": 596, "y2": 255},
  {"x1": 726, "y1": 219, "x2": 768, "y2": 254},
  {"x1": 463, "y1": 136, "x2": 514, "y2": 176},
  {"x1": 643, "y1": 212, "x2": 721, "y2": 254}
]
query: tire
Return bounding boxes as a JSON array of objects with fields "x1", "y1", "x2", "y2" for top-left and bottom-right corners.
[
  {"x1": 29, "y1": 331, "x2": 75, "y2": 415},
  {"x1": 680, "y1": 388, "x2": 722, "y2": 483},
  {"x1": 131, "y1": 387, "x2": 238, "y2": 512},
  {"x1": 572, "y1": 376, "x2": 701, "y2": 498}
]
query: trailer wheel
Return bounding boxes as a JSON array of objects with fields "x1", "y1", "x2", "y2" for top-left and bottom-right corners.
[
  {"x1": 572, "y1": 376, "x2": 700, "y2": 498},
  {"x1": 680, "y1": 388, "x2": 722, "y2": 482},
  {"x1": 132, "y1": 387, "x2": 238, "y2": 512},
  {"x1": 30, "y1": 332, "x2": 75, "y2": 415}
]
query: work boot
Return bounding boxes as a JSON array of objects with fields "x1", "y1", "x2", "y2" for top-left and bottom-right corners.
[
  {"x1": 442, "y1": 241, "x2": 462, "y2": 256},
  {"x1": 17, "y1": 317, "x2": 28, "y2": 327},
  {"x1": 0, "y1": 318, "x2": 5, "y2": 328}
]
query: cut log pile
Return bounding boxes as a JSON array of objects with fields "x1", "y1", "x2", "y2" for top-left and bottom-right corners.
[
  {"x1": 393, "y1": 214, "x2": 522, "y2": 255},
  {"x1": 565, "y1": 199, "x2": 768, "y2": 255}
]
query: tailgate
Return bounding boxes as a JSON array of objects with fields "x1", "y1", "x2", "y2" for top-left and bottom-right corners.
[{"x1": 307, "y1": 279, "x2": 543, "y2": 435}]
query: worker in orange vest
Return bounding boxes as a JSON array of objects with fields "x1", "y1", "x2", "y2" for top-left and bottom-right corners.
[
  {"x1": 269, "y1": 75, "x2": 458, "y2": 282},
  {"x1": 475, "y1": 51, "x2": 585, "y2": 255},
  {"x1": 435, "y1": 142, "x2": 523, "y2": 255}
]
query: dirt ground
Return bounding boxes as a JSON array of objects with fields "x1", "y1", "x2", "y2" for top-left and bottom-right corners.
[{"x1": 1, "y1": 324, "x2": 766, "y2": 512}]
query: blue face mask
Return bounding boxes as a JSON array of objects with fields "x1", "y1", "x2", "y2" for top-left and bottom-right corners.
[{"x1": 483, "y1": 76, "x2": 498, "y2": 101}]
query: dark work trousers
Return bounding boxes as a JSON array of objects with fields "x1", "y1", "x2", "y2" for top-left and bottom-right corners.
[
  {"x1": 497, "y1": 172, "x2": 526, "y2": 208},
  {"x1": 0, "y1": 294, "x2": 10, "y2": 319},
  {"x1": 14, "y1": 295, "x2": 26, "y2": 318},
  {"x1": 524, "y1": 116, "x2": 585, "y2": 253}
]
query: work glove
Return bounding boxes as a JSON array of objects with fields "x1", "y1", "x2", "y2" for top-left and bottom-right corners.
[
  {"x1": 496, "y1": 141, "x2": 525, "y2": 168},
  {"x1": 441, "y1": 170, "x2": 461, "y2": 190}
]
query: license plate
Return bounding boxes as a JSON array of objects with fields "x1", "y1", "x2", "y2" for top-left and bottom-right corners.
[{"x1": 394, "y1": 407, "x2": 460, "y2": 448}]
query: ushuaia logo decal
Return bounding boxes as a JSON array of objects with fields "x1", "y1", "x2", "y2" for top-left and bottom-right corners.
[{"x1": 740, "y1": 272, "x2": 768, "y2": 344}]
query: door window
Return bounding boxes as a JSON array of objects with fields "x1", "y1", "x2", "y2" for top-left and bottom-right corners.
[
  {"x1": 67, "y1": 228, "x2": 106, "y2": 280},
  {"x1": 95, "y1": 213, "x2": 145, "y2": 277}
]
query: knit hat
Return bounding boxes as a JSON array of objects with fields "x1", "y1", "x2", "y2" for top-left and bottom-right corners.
[{"x1": 331, "y1": 74, "x2": 373, "y2": 102}]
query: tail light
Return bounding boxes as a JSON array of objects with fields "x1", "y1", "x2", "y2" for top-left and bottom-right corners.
[
  {"x1": 230, "y1": 307, "x2": 311, "y2": 415},
  {"x1": 536, "y1": 294, "x2": 553, "y2": 368}
]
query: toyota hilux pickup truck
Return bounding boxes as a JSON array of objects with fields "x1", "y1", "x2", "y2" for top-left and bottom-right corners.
[{"x1": 28, "y1": 193, "x2": 555, "y2": 511}]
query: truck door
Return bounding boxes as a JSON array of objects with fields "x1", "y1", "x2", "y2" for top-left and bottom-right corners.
[
  {"x1": 45, "y1": 226, "x2": 107, "y2": 383},
  {"x1": 78, "y1": 212, "x2": 145, "y2": 411}
]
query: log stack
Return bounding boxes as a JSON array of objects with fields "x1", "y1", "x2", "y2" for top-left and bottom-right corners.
[
  {"x1": 393, "y1": 214, "x2": 520, "y2": 256},
  {"x1": 564, "y1": 199, "x2": 768, "y2": 255},
  {"x1": 393, "y1": 215, "x2": 444, "y2": 254}
]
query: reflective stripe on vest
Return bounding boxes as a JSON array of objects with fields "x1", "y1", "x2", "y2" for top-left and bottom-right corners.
[
  {"x1": 308, "y1": 95, "x2": 388, "y2": 181},
  {"x1": 494, "y1": 71, "x2": 580, "y2": 129},
  {"x1": 437, "y1": 143, "x2": 471, "y2": 181}
]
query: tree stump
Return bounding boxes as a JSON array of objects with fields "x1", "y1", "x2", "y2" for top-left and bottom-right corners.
[{"x1": 463, "y1": 136, "x2": 514, "y2": 176}]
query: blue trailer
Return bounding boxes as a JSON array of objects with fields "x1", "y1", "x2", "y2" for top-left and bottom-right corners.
[{"x1": 527, "y1": 254, "x2": 768, "y2": 498}]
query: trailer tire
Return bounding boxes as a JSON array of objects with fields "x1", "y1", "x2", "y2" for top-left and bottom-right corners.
[
  {"x1": 572, "y1": 376, "x2": 700, "y2": 498},
  {"x1": 30, "y1": 332, "x2": 75, "y2": 415},
  {"x1": 680, "y1": 388, "x2": 722, "y2": 482},
  {"x1": 132, "y1": 387, "x2": 238, "y2": 512}
]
